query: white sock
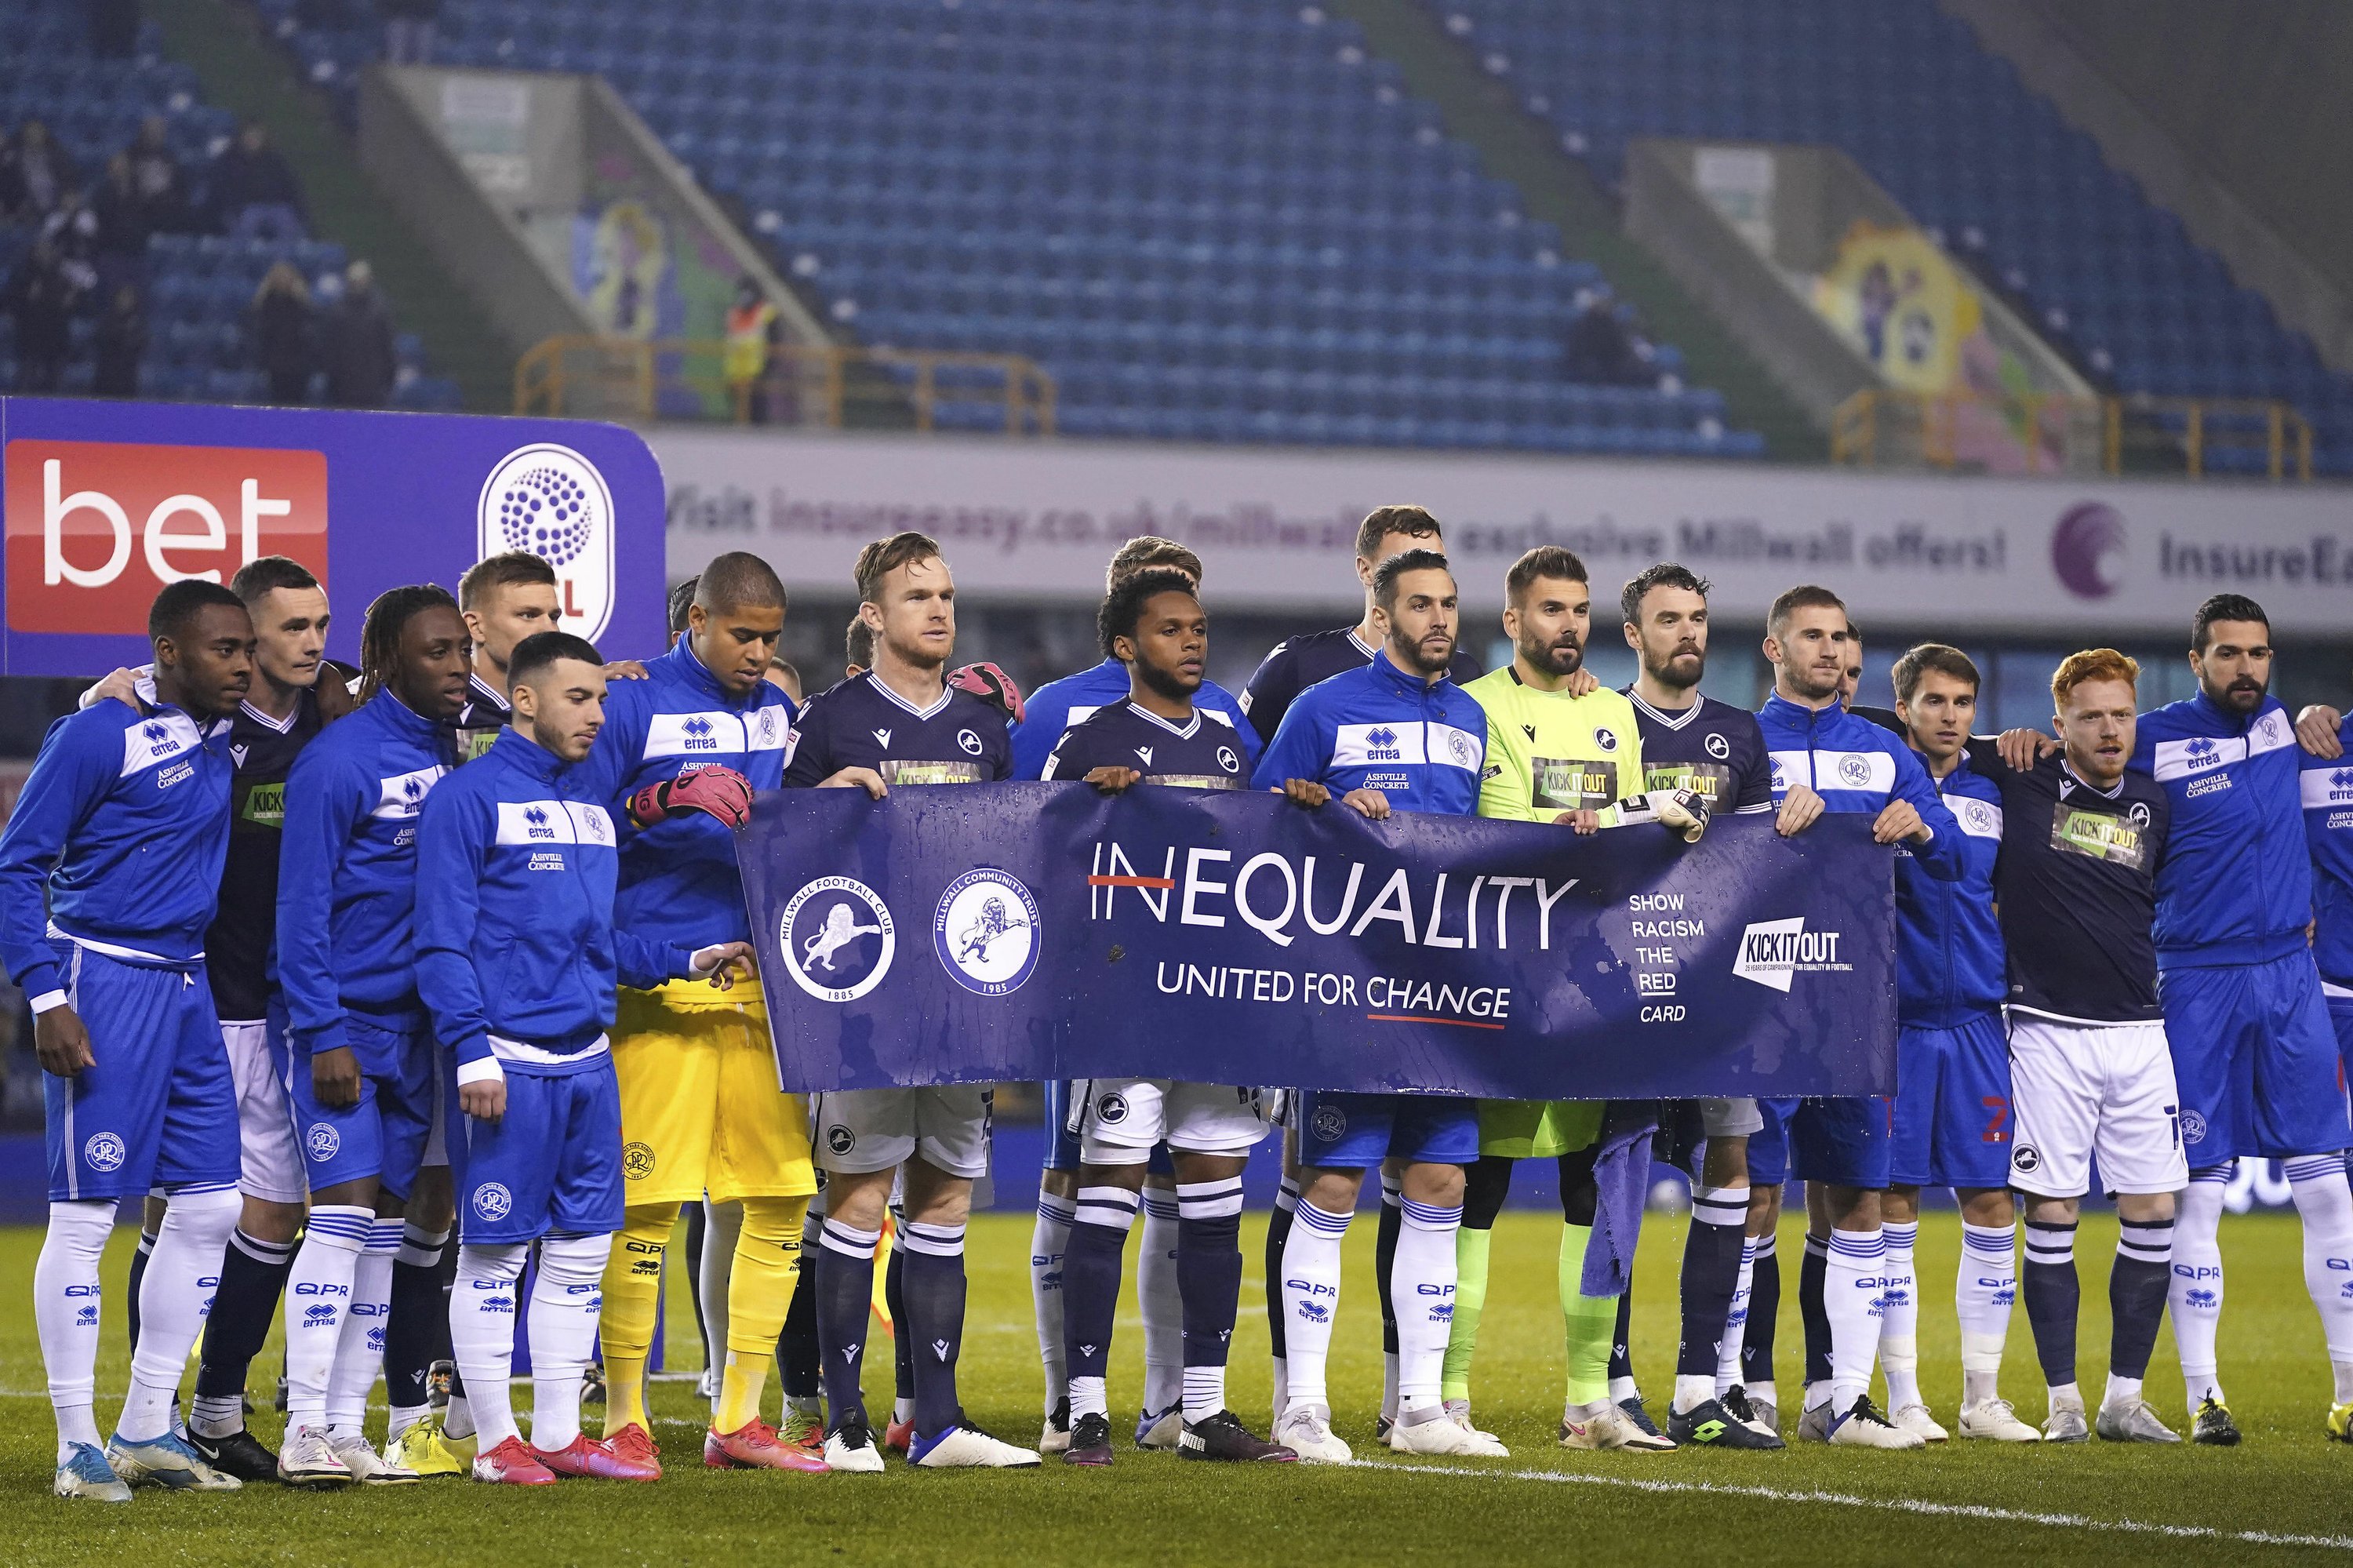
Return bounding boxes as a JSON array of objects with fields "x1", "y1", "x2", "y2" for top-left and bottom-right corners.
[
  {"x1": 329, "y1": 1218, "x2": 402, "y2": 1435},
  {"x1": 282, "y1": 1205, "x2": 372, "y2": 1432},
  {"x1": 1714, "y1": 1236, "x2": 1756, "y2": 1397},
  {"x1": 1030, "y1": 1193, "x2": 1074, "y2": 1415},
  {"x1": 2286, "y1": 1155, "x2": 2353, "y2": 1404},
  {"x1": 1878, "y1": 1220, "x2": 1921, "y2": 1411},
  {"x1": 1823, "y1": 1227, "x2": 1886, "y2": 1414},
  {"x1": 529, "y1": 1231, "x2": 612, "y2": 1452},
  {"x1": 118, "y1": 1185, "x2": 238, "y2": 1443},
  {"x1": 1270, "y1": 1178, "x2": 1298, "y2": 1417},
  {"x1": 1392, "y1": 1196, "x2": 1460, "y2": 1419},
  {"x1": 1279, "y1": 1201, "x2": 1351, "y2": 1409},
  {"x1": 449, "y1": 1242, "x2": 529, "y2": 1451},
  {"x1": 699, "y1": 1199, "x2": 742, "y2": 1380},
  {"x1": 2172, "y1": 1165, "x2": 2230, "y2": 1416},
  {"x1": 35, "y1": 1199, "x2": 115, "y2": 1462},
  {"x1": 2104, "y1": 1371, "x2": 2143, "y2": 1406},
  {"x1": 1379, "y1": 1174, "x2": 1402, "y2": 1421},
  {"x1": 1140, "y1": 1187, "x2": 1183, "y2": 1417},
  {"x1": 1956, "y1": 1221, "x2": 2016, "y2": 1405}
]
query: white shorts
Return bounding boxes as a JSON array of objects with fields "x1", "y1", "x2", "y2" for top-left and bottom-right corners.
[
  {"x1": 811, "y1": 1086, "x2": 991, "y2": 1180},
  {"x1": 224, "y1": 1018, "x2": 304, "y2": 1205},
  {"x1": 2008, "y1": 1014, "x2": 2189, "y2": 1198},
  {"x1": 1075, "y1": 1079, "x2": 1271, "y2": 1165},
  {"x1": 1700, "y1": 1097, "x2": 1763, "y2": 1138}
]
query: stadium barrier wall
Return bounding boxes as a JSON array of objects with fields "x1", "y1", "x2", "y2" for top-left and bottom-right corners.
[{"x1": 653, "y1": 424, "x2": 2353, "y2": 635}]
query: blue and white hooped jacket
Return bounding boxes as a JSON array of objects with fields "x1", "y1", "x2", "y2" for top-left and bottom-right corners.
[
  {"x1": 415, "y1": 727, "x2": 695, "y2": 1079},
  {"x1": 2133, "y1": 690, "x2": 2309, "y2": 968},
  {"x1": 1755, "y1": 692, "x2": 1965, "y2": 882},
  {"x1": 1250, "y1": 648, "x2": 1483, "y2": 816},
  {"x1": 1895, "y1": 746, "x2": 2006, "y2": 1027}
]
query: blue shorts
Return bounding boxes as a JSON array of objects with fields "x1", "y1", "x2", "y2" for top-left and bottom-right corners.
[
  {"x1": 1292, "y1": 1091, "x2": 1480, "y2": 1170},
  {"x1": 2329, "y1": 992, "x2": 2353, "y2": 1075},
  {"x1": 1749, "y1": 1095, "x2": 1891, "y2": 1189},
  {"x1": 1044, "y1": 1079, "x2": 1173, "y2": 1177},
  {"x1": 282, "y1": 1013, "x2": 435, "y2": 1201},
  {"x1": 1887, "y1": 1013, "x2": 2013, "y2": 1188},
  {"x1": 2160, "y1": 953, "x2": 2351, "y2": 1162},
  {"x1": 44, "y1": 943, "x2": 237, "y2": 1202},
  {"x1": 449, "y1": 1057, "x2": 623, "y2": 1243}
]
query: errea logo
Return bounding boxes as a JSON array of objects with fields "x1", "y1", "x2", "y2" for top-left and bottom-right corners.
[
  {"x1": 1365, "y1": 726, "x2": 1402, "y2": 762},
  {"x1": 2184, "y1": 737, "x2": 2220, "y2": 768},
  {"x1": 524, "y1": 805, "x2": 554, "y2": 838},
  {"x1": 682, "y1": 715, "x2": 717, "y2": 749}
]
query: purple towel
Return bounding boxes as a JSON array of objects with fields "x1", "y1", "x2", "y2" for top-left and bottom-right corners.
[{"x1": 1578, "y1": 1100, "x2": 1660, "y2": 1297}]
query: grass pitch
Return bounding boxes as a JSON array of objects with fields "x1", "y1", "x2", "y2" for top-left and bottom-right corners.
[{"x1": 2, "y1": 1210, "x2": 2348, "y2": 1566}]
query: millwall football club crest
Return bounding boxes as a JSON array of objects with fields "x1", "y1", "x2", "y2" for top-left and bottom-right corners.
[
  {"x1": 934, "y1": 867, "x2": 1042, "y2": 996},
  {"x1": 780, "y1": 876, "x2": 896, "y2": 1002}
]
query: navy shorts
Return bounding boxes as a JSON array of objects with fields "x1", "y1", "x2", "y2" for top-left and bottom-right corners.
[
  {"x1": 44, "y1": 942, "x2": 237, "y2": 1202},
  {"x1": 1749, "y1": 1094, "x2": 1891, "y2": 1189},
  {"x1": 1888, "y1": 1013, "x2": 2013, "y2": 1189},
  {"x1": 2160, "y1": 953, "x2": 2351, "y2": 1162},
  {"x1": 450, "y1": 1057, "x2": 623, "y2": 1243},
  {"x1": 1291, "y1": 1090, "x2": 1480, "y2": 1170},
  {"x1": 282, "y1": 1014, "x2": 435, "y2": 1200}
]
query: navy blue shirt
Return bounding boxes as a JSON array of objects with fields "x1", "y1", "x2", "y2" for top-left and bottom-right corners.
[
  {"x1": 783, "y1": 671, "x2": 1013, "y2": 787},
  {"x1": 208, "y1": 687, "x2": 326, "y2": 1020},
  {"x1": 1042, "y1": 700, "x2": 1247, "y2": 789},
  {"x1": 1624, "y1": 689, "x2": 1774, "y2": 815}
]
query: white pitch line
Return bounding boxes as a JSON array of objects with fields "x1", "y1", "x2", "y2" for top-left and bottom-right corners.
[{"x1": 1354, "y1": 1460, "x2": 2353, "y2": 1552}]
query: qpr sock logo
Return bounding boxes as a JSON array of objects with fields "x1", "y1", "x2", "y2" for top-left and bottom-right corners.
[{"x1": 934, "y1": 868, "x2": 1042, "y2": 996}]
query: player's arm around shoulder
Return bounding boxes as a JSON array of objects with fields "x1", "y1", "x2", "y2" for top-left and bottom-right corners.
[{"x1": 275, "y1": 740, "x2": 371, "y2": 1054}]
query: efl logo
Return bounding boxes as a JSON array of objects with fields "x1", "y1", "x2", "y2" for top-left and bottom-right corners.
[
  {"x1": 4, "y1": 439, "x2": 328, "y2": 634},
  {"x1": 478, "y1": 443, "x2": 615, "y2": 641}
]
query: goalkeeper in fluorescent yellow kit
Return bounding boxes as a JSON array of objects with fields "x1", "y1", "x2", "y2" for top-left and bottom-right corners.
[
  {"x1": 589, "y1": 554, "x2": 821, "y2": 1475},
  {"x1": 1448, "y1": 545, "x2": 1688, "y2": 1454}
]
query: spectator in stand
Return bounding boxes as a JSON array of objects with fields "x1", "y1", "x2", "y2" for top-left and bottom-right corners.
[
  {"x1": 1560, "y1": 288, "x2": 1653, "y2": 387},
  {"x1": 127, "y1": 115, "x2": 190, "y2": 234},
  {"x1": 209, "y1": 122, "x2": 305, "y2": 240},
  {"x1": 383, "y1": 0, "x2": 442, "y2": 64},
  {"x1": 249, "y1": 260, "x2": 317, "y2": 405},
  {"x1": 5, "y1": 240, "x2": 80, "y2": 392},
  {"x1": 93, "y1": 282, "x2": 147, "y2": 398},
  {"x1": 91, "y1": 153, "x2": 151, "y2": 295},
  {"x1": 321, "y1": 259, "x2": 397, "y2": 408},
  {"x1": 37, "y1": 189, "x2": 100, "y2": 295},
  {"x1": 7, "y1": 122, "x2": 78, "y2": 221},
  {"x1": 723, "y1": 275, "x2": 783, "y2": 424}
]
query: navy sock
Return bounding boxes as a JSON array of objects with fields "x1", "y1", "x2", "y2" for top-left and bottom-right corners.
[
  {"x1": 1374, "y1": 1185, "x2": 1401, "y2": 1359},
  {"x1": 2108, "y1": 1219, "x2": 2173, "y2": 1381},
  {"x1": 1676, "y1": 1196, "x2": 1747, "y2": 1379},
  {"x1": 2024, "y1": 1220, "x2": 2080, "y2": 1388},
  {"x1": 815, "y1": 1219, "x2": 881, "y2": 1432},
  {"x1": 899, "y1": 1220, "x2": 969, "y2": 1438},
  {"x1": 1742, "y1": 1240, "x2": 1780, "y2": 1388},
  {"x1": 125, "y1": 1224, "x2": 158, "y2": 1361},
  {"x1": 194, "y1": 1228, "x2": 296, "y2": 1403},
  {"x1": 1610, "y1": 1276, "x2": 1637, "y2": 1385},
  {"x1": 1264, "y1": 1196, "x2": 1296, "y2": 1362},
  {"x1": 887, "y1": 1232, "x2": 915, "y2": 1404},
  {"x1": 780, "y1": 1243, "x2": 822, "y2": 1400},
  {"x1": 1063, "y1": 1188, "x2": 1140, "y2": 1393},
  {"x1": 1799, "y1": 1235, "x2": 1832, "y2": 1389},
  {"x1": 383, "y1": 1223, "x2": 449, "y2": 1413},
  {"x1": 1177, "y1": 1184, "x2": 1246, "y2": 1378}
]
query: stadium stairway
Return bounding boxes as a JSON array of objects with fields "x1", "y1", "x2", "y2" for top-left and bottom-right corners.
[
  {"x1": 1329, "y1": 0, "x2": 1821, "y2": 460},
  {"x1": 151, "y1": 0, "x2": 513, "y2": 411}
]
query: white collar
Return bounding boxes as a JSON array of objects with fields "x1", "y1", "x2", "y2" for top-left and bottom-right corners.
[
  {"x1": 1125, "y1": 700, "x2": 1201, "y2": 739},
  {"x1": 1625, "y1": 687, "x2": 1704, "y2": 729},
  {"x1": 866, "y1": 670, "x2": 952, "y2": 721},
  {"x1": 239, "y1": 695, "x2": 299, "y2": 734}
]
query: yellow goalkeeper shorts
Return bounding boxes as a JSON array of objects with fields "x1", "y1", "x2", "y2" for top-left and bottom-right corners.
[
  {"x1": 1477, "y1": 1099, "x2": 1603, "y2": 1159},
  {"x1": 612, "y1": 980, "x2": 816, "y2": 1206}
]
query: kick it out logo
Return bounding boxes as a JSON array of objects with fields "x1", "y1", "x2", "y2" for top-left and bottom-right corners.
[
  {"x1": 779, "y1": 876, "x2": 896, "y2": 1002},
  {"x1": 1730, "y1": 916, "x2": 1850, "y2": 993}
]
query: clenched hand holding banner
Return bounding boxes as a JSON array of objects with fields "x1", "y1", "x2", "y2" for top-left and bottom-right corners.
[{"x1": 736, "y1": 784, "x2": 1897, "y2": 1100}]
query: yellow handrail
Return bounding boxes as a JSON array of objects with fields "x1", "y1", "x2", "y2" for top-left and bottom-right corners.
[
  {"x1": 514, "y1": 337, "x2": 1056, "y2": 438},
  {"x1": 1829, "y1": 388, "x2": 2314, "y2": 481}
]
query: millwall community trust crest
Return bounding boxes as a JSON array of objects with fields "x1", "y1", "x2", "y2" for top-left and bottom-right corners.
[
  {"x1": 934, "y1": 868, "x2": 1042, "y2": 996},
  {"x1": 780, "y1": 876, "x2": 896, "y2": 1002}
]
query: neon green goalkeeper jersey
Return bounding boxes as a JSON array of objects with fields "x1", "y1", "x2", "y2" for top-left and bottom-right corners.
[{"x1": 1461, "y1": 665, "x2": 1644, "y2": 1156}]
